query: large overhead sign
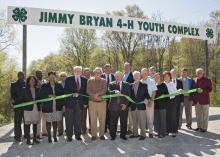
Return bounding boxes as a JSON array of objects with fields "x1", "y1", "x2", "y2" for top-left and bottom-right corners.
[{"x1": 7, "y1": 6, "x2": 216, "y2": 41}]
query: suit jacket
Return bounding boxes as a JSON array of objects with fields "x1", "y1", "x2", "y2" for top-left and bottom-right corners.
[
  {"x1": 124, "y1": 72, "x2": 134, "y2": 84},
  {"x1": 10, "y1": 80, "x2": 26, "y2": 105},
  {"x1": 190, "y1": 76, "x2": 212, "y2": 105},
  {"x1": 20, "y1": 87, "x2": 41, "y2": 111},
  {"x1": 108, "y1": 81, "x2": 131, "y2": 111},
  {"x1": 101, "y1": 73, "x2": 115, "y2": 84},
  {"x1": 130, "y1": 81, "x2": 150, "y2": 111},
  {"x1": 175, "y1": 79, "x2": 184, "y2": 103},
  {"x1": 40, "y1": 83, "x2": 64, "y2": 113},
  {"x1": 64, "y1": 76, "x2": 88, "y2": 109}
]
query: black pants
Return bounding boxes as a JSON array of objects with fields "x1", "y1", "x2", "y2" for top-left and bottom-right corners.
[
  {"x1": 166, "y1": 99, "x2": 178, "y2": 133},
  {"x1": 176, "y1": 100, "x2": 181, "y2": 129},
  {"x1": 105, "y1": 101, "x2": 110, "y2": 131},
  {"x1": 14, "y1": 109, "x2": 25, "y2": 140},
  {"x1": 65, "y1": 105, "x2": 81, "y2": 139},
  {"x1": 155, "y1": 109, "x2": 167, "y2": 136},
  {"x1": 109, "y1": 110, "x2": 128, "y2": 138}
]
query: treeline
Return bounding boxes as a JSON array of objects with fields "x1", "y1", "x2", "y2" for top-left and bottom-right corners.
[{"x1": 0, "y1": 5, "x2": 220, "y2": 125}]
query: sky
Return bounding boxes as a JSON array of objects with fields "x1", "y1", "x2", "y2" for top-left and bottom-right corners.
[{"x1": 0, "y1": 0, "x2": 219, "y2": 69}]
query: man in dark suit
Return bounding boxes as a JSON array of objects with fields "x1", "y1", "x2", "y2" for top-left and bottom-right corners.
[
  {"x1": 64, "y1": 66, "x2": 87, "y2": 141},
  {"x1": 170, "y1": 69, "x2": 184, "y2": 130},
  {"x1": 10, "y1": 71, "x2": 26, "y2": 142},
  {"x1": 101, "y1": 64, "x2": 115, "y2": 132},
  {"x1": 130, "y1": 71, "x2": 151, "y2": 140},
  {"x1": 122, "y1": 62, "x2": 134, "y2": 134},
  {"x1": 108, "y1": 71, "x2": 131, "y2": 140}
]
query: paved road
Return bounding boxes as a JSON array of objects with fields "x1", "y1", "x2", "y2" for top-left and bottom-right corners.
[{"x1": 0, "y1": 107, "x2": 220, "y2": 157}]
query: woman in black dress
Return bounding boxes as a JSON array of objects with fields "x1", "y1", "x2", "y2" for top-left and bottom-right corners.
[{"x1": 154, "y1": 73, "x2": 169, "y2": 138}]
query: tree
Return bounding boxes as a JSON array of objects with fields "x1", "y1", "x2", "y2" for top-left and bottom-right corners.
[
  {"x1": 60, "y1": 28, "x2": 96, "y2": 68},
  {"x1": 104, "y1": 5, "x2": 146, "y2": 65}
]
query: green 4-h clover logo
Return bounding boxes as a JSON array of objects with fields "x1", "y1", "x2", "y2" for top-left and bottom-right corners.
[
  {"x1": 12, "y1": 8, "x2": 27, "y2": 23},
  {"x1": 206, "y1": 28, "x2": 214, "y2": 39}
]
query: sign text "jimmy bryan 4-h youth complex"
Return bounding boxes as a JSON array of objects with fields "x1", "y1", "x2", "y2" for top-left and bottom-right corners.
[{"x1": 7, "y1": 6, "x2": 216, "y2": 41}]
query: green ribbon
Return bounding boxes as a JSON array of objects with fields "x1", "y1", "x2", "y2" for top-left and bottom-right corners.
[{"x1": 13, "y1": 88, "x2": 199, "y2": 109}]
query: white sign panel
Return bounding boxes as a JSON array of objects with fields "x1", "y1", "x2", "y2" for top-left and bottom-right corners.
[{"x1": 7, "y1": 6, "x2": 216, "y2": 41}]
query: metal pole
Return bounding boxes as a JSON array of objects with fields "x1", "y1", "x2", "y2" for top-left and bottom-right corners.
[
  {"x1": 204, "y1": 40, "x2": 209, "y2": 77},
  {"x1": 22, "y1": 25, "x2": 27, "y2": 76}
]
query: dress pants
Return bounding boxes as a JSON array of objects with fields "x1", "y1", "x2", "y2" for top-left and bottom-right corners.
[
  {"x1": 89, "y1": 101, "x2": 106, "y2": 137},
  {"x1": 131, "y1": 109, "x2": 146, "y2": 137},
  {"x1": 127, "y1": 108, "x2": 133, "y2": 131},
  {"x1": 65, "y1": 104, "x2": 81, "y2": 139},
  {"x1": 109, "y1": 110, "x2": 128, "y2": 138},
  {"x1": 179, "y1": 96, "x2": 192, "y2": 128},
  {"x1": 195, "y1": 103, "x2": 209, "y2": 130},
  {"x1": 166, "y1": 99, "x2": 178, "y2": 133},
  {"x1": 146, "y1": 102, "x2": 154, "y2": 134},
  {"x1": 14, "y1": 109, "x2": 24, "y2": 140},
  {"x1": 154, "y1": 109, "x2": 166, "y2": 135},
  {"x1": 80, "y1": 107, "x2": 87, "y2": 133}
]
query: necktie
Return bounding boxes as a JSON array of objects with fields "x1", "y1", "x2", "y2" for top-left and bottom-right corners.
[
  {"x1": 107, "y1": 75, "x2": 110, "y2": 84},
  {"x1": 76, "y1": 77, "x2": 80, "y2": 91}
]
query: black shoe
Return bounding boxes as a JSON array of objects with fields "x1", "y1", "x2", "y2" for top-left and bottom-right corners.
[
  {"x1": 193, "y1": 128, "x2": 201, "y2": 132},
  {"x1": 100, "y1": 136, "x2": 105, "y2": 140},
  {"x1": 58, "y1": 133, "x2": 63, "y2": 136},
  {"x1": 33, "y1": 138, "x2": 40, "y2": 144},
  {"x1": 158, "y1": 135, "x2": 165, "y2": 138},
  {"x1": 42, "y1": 133, "x2": 48, "y2": 137},
  {"x1": 53, "y1": 137, "x2": 58, "y2": 142},
  {"x1": 120, "y1": 135, "x2": 127, "y2": 140},
  {"x1": 139, "y1": 136, "x2": 146, "y2": 140},
  {"x1": 91, "y1": 136, "x2": 96, "y2": 141},
  {"x1": 129, "y1": 135, "x2": 139, "y2": 138},
  {"x1": 111, "y1": 137, "x2": 116, "y2": 140},
  {"x1": 48, "y1": 137, "x2": 52, "y2": 143},
  {"x1": 149, "y1": 133, "x2": 153, "y2": 138},
  {"x1": 14, "y1": 138, "x2": 21, "y2": 142},
  {"x1": 126, "y1": 130, "x2": 132, "y2": 135},
  {"x1": 171, "y1": 133, "x2": 176, "y2": 138},
  {"x1": 26, "y1": 139, "x2": 32, "y2": 145},
  {"x1": 186, "y1": 125, "x2": 192, "y2": 130},
  {"x1": 200, "y1": 129, "x2": 207, "y2": 133},
  {"x1": 67, "y1": 137, "x2": 72, "y2": 142},
  {"x1": 76, "y1": 137, "x2": 82, "y2": 141}
]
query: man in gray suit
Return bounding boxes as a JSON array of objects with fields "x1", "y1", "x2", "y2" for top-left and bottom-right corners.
[{"x1": 108, "y1": 71, "x2": 131, "y2": 140}]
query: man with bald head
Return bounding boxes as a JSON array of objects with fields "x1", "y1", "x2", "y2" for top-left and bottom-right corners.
[
  {"x1": 190, "y1": 68, "x2": 212, "y2": 132},
  {"x1": 108, "y1": 71, "x2": 131, "y2": 140}
]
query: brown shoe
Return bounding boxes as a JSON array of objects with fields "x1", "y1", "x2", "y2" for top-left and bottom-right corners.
[
  {"x1": 91, "y1": 136, "x2": 96, "y2": 141},
  {"x1": 100, "y1": 136, "x2": 105, "y2": 140}
]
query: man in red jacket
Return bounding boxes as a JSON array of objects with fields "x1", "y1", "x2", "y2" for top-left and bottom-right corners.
[{"x1": 190, "y1": 68, "x2": 212, "y2": 132}]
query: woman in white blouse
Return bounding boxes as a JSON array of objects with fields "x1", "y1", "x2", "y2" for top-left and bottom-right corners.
[{"x1": 163, "y1": 71, "x2": 179, "y2": 137}]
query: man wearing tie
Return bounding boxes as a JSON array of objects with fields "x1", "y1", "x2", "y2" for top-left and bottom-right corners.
[
  {"x1": 108, "y1": 71, "x2": 131, "y2": 140},
  {"x1": 64, "y1": 66, "x2": 88, "y2": 141},
  {"x1": 101, "y1": 64, "x2": 115, "y2": 133},
  {"x1": 170, "y1": 69, "x2": 184, "y2": 130}
]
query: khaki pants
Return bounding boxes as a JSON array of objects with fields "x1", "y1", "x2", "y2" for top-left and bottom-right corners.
[
  {"x1": 89, "y1": 101, "x2": 106, "y2": 137},
  {"x1": 131, "y1": 110, "x2": 146, "y2": 137},
  {"x1": 195, "y1": 103, "x2": 209, "y2": 130},
  {"x1": 146, "y1": 102, "x2": 154, "y2": 134},
  {"x1": 179, "y1": 97, "x2": 192, "y2": 128},
  {"x1": 37, "y1": 112, "x2": 47, "y2": 137},
  {"x1": 127, "y1": 108, "x2": 133, "y2": 131}
]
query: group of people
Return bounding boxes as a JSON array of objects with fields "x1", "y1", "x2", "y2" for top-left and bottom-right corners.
[{"x1": 10, "y1": 62, "x2": 212, "y2": 145}]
